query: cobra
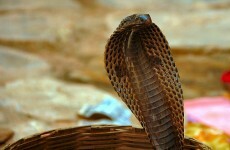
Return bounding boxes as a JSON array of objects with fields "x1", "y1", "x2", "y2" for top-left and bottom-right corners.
[{"x1": 105, "y1": 14, "x2": 211, "y2": 150}]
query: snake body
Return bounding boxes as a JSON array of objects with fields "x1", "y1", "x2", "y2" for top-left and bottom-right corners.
[{"x1": 105, "y1": 14, "x2": 211, "y2": 150}]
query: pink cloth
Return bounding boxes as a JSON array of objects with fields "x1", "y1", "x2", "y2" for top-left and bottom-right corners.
[{"x1": 184, "y1": 97, "x2": 230, "y2": 135}]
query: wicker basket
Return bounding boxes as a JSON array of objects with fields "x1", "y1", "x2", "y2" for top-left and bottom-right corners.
[{"x1": 5, "y1": 125, "x2": 154, "y2": 150}]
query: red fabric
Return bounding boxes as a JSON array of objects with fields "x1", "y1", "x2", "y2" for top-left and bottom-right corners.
[
  {"x1": 221, "y1": 71, "x2": 230, "y2": 83},
  {"x1": 185, "y1": 97, "x2": 230, "y2": 135}
]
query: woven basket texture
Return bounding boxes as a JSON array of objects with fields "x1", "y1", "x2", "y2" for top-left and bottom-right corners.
[{"x1": 5, "y1": 125, "x2": 154, "y2": 150}]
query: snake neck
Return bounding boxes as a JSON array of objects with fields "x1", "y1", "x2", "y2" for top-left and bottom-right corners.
[{"x1": 124, "y1": 30, "x2": 183, "y2": 150}]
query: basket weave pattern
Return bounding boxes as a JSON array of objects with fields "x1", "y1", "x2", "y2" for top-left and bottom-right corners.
[{"x1": 5, "y1": 125, "x2": 153, "y2": 150}]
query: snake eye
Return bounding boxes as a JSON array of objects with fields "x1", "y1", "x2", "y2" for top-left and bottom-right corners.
[
  {"x1": 137, "y1": 14, "x2": 152, "y2": 25},
  {"x1": 139, "y1": 15, "x2": 148, "y2": 22}
]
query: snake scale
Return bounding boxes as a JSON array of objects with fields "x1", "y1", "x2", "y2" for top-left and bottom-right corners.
[{"x1": 105, "y1": 14, "x2": 211, "y2": 150}]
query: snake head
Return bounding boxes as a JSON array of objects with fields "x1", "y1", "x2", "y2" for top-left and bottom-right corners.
[{"x1": 117, "y1": 14, "x2": 152, "y2": 30}]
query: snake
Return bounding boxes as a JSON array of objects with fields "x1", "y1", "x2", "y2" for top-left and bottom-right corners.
[{"x1": 105, "y1": 14, "x2": 211, "y2": 150}]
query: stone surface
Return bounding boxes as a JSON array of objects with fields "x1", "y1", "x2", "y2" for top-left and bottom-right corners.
[
  {"x1": 0, "y1": 78, "x2": 130, "y2": 148},
  {"x1": 0, "y1": 128, "x2": 14, "y2": 144},
  {"x1": 0, "y1": 46, "x2": 50, "y2": 84},
  {"x1": 0, "y1": 8, "x2": 78, "y2": 43},
  {"x1": 177, "y1": 52, "x2": 230, "y2": 98},
  {"x1": 0, "y1": 0, "x2": 79, "y2": 11}
]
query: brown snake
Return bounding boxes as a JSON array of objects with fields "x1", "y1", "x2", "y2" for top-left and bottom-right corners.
[{"x1": 105, "y1": 14, "x2": 211, "y2": 150}]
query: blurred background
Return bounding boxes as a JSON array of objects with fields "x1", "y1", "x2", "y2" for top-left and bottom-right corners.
[{"x1": 0, "y1": 0, "x2": 229, "y2": 149}]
